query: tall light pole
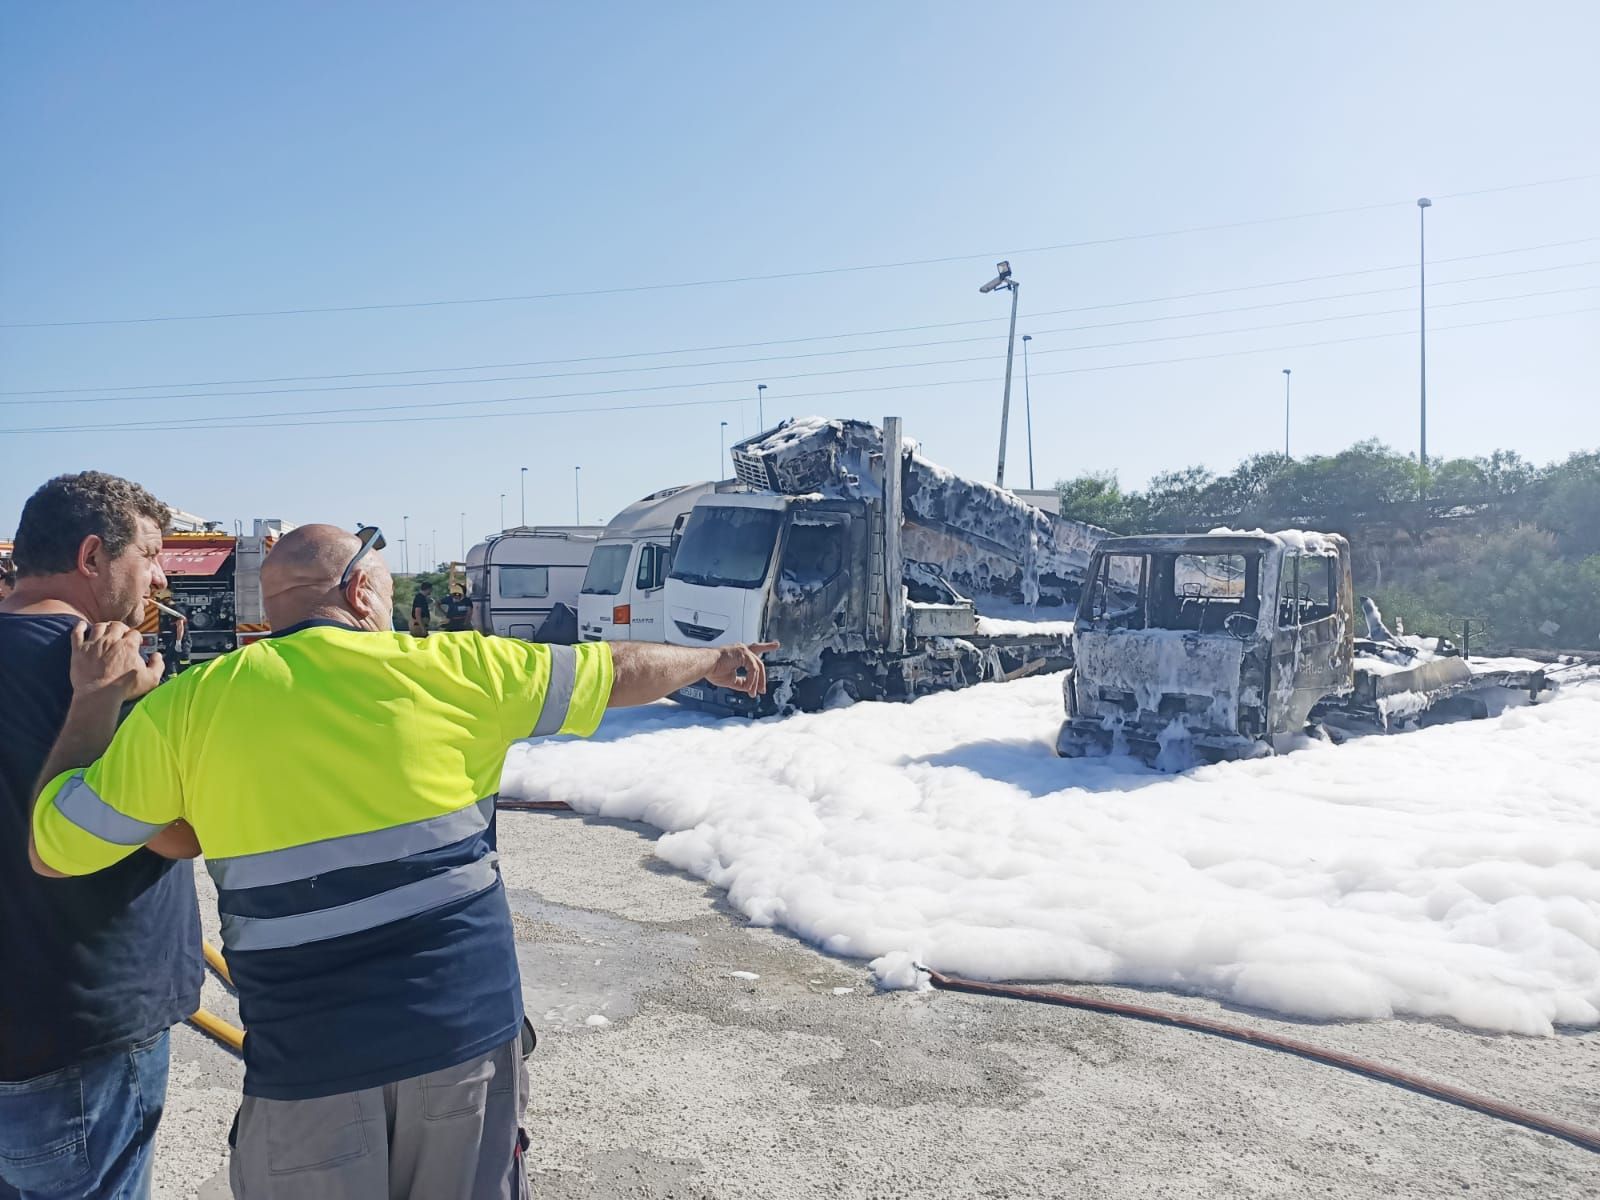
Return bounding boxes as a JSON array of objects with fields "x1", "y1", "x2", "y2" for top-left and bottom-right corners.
[
  {"x1": 1282, "y1": 368, "x2": 1292, "y2": 458},
  {"x1": 979, "y1": 261, "x2": 1020, "y2": 487},
  {"x1": 719, "y1": 420, "x2": 729, "y2": 475},
  {"x1": 430, "y1": 530, "x2": 437, "y2": 573},
  {"x1": 756, "y1": 383, "x2": 767, "y2": 431},
  {"x1": 1021, "y1": 333, "x2": 1035, "y2": 489},
  {"x1": 459, "y1": 512, "x2": 465, "y2": 560},
  {"x1": 519, "y1": 467, "x2": 528, "y2": 526},
  {"x1": 1417, "y1": 197, "x2": 1432, "y2": 468},
  {"x1": 574, "y1": 466, "x2": 582, "y2": 524},
  {"x1": 499, "y1": 493, "x2": 505, "y2": 531},
  {"x1": 402, "y1": 515, "x2": 410, "y2": 574}
]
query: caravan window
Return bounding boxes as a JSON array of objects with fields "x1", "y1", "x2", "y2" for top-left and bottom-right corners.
[
  {"x1": 500, "y1": 565, "x2": 549, "y2": 598},
  {"x1": 581, "y1": 544, "x2": 632, "y2": 596}
]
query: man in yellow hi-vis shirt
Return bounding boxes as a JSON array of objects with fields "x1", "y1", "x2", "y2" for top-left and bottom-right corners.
[{"x1": 29, "y1": 524, "x2": 774, "y2": 1200}]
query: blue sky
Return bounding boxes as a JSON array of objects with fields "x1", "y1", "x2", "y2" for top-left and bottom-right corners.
[{"x1": 3, "y1": 2, "x2": 1596, "y2": 564}]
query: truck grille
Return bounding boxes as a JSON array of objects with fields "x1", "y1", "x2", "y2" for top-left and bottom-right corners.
[{"x1": 674, "y1": 620, "x2": 721, "y2": 641}]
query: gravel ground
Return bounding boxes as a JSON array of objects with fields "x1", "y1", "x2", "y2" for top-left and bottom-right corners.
[{"x1": 158, "y1": 811, "x2": 1598, "y2": 1199}]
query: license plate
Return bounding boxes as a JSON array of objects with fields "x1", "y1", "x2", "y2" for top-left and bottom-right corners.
[{"x1": 679, "y1": 686, "x2": 705, "y2": 701}]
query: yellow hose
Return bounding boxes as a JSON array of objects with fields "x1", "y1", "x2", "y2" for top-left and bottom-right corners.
[
  {"x1": 203, "y1": 940, "x2": 233, "y2": 986},
  {"x1": 188, "y1": 1007, "x2": 245, "y2": 1052},
  {"x1": 188, "y1": 941, "x2": 245, "y2": 1052}
]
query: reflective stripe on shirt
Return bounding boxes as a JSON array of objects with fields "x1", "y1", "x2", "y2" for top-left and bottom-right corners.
[{"x1": 206, "y1": 797, "x2": 494, "y2": 892}]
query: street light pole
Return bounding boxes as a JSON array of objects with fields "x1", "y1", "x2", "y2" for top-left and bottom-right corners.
[
  {"x1": 459, "y1": 512, "x2": 465, "y2": 560},
  {"x1": 757, "y1": 383, "x2": 767, "y2": 431},
  {"x1": 430, "y1": 530, "x2": 436, "y2": 573},
  {"x1": 1282, "y1": 368, "x2": 1292, "y2": 458},
  {"x1": 499, "y1": 493, "x2": 505, "y2": 531},
  {"x1": 574, "y1": 467, "x2": 581, "y2": 524},
  {"x1": 1021, "y1": 334, "x2": 1035, "y2": 489},
  {"x1": 1417, "y1": 197, "x2": 1432, "y2": 468},
  {"x1": 719, "y1": 420, "x2": 729, "y2": 476},
  {"x1": 979, "y1": 261, "x2": 1020, "y2": 487},
  {"x1": 519, "y1": 467, "x2": 527, "y2": 526},
  {"x1": 402, "y1": 515, "x2": 410, "y2": 574}
]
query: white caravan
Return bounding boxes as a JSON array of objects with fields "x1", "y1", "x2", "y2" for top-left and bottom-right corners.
[
  {"x1": 463, "y1": 526, "x2": 602, "y2": 641},
  {"x1": 578, "y1": 482, "x2": 729, "y2": 643}
]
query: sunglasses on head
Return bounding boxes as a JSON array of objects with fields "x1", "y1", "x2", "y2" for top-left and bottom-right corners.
[{"x1": 339, "y1": 526, "x2": 386, "y2": 588}]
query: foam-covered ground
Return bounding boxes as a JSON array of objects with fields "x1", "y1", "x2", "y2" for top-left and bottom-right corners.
[{"x1": 502, "y1": 676, "x2": 1600, "y2": 1036}]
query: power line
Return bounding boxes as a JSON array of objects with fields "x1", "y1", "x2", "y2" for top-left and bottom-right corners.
[
  {"x1": 7, "y1": 278, "x2": 1595, "y2": 422},
  {"x1": 7, "y1": 303, "x2": 1593, "y2": 436},
  {"x1": 3, "y1": 174, "x2": 1594, "y2": 330},
  {"x1": 5, "y1": 259, "x2": 1596, "y2": 411}
]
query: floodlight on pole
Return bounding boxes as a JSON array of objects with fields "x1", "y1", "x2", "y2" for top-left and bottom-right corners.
[
  {"x1": 499, "y1": 493, "x2": 505, "y2": 531},
  {"x1": 1417, "y1": 198, "x2": 1432, "y2": 469},
  {"x1": 1021, "y1": 334, "x2": 1035, "y2": 489},
  {"x1": 757, "y1": 383, "x2": 767, "y2": 431},
  {"x1": 402, "y1": 515, "x2": 410, "y2": 575},
  {"x1": 519, "y1": 467, "x2": 528, "y2": 526},
  {"x1": 574, "y1": 466, "x2": 581, "y2": 525},
  {"x1": 719, "y1": 420, "x2": 729, "y2": 476},
  {"x1": 1282, "y1": 368, "x2": 1292, "y2": 458},
  {"x1": 459, "y1": 512, "x2": 465, "y2": 560},
  {"x1": 978, "y1": 261, "x2": 1021, "y2": 487}
]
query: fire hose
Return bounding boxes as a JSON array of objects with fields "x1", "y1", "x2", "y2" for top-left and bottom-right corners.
[
  {"x1": 186, "y1": 942, "x2": 244, "y2": 1053},
  {"x1": 920, "y1": 967, "x2": 1600, "y2": 1155}
]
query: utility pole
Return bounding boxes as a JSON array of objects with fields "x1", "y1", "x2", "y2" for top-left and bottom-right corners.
[
  {"x1": 1021, "y1": 333, "x2": 1035, "y2": 489},
  {"x1": 519, "y1": 467, "x2": 528, "y2": 526},
  {"x1": 1418, "y1": 197, "x2": 1432, "y2": 469},
  {"x1": 1282, "y1": 368, "x2": 1292, "y2": 458},
  {"x1": 979, "y1": 261, "x2": 1020, "y2": 487}
]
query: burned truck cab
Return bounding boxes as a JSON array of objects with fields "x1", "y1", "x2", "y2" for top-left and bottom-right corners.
[{"x1": 1057, "y1": 532, "x2": 1353, "y2": 763}]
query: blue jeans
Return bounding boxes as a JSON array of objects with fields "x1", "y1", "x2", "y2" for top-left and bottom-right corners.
[{"x1": 0, "y1": 1030, "x2": 169, "y2": 1200}]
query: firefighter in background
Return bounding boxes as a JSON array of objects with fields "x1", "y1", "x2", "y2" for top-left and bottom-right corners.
[
  {"x1": 440, "y1": 583, "x2": 472, "y2": 632},
  {"x1": 409, "y1": 579, "x2": 434, "y2": 637},
  {"x1": 155, "y1": 591, "x2": 191, "y2": 680}
]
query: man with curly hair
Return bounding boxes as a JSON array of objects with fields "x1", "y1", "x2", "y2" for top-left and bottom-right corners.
[{"x1": 0, "y1": 471, "x2": 202, "y2": 1200}]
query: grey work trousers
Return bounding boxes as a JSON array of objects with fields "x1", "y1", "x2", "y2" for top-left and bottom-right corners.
[{"x1": 228, "y1": 1038, "x2": 529, "y2": 1200}]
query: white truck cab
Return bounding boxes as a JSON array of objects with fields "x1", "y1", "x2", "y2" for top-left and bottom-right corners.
[{"x1": 577, "y1": 482, "x2": 729, "y2": 643}]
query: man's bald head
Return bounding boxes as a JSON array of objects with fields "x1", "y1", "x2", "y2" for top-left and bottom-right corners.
[{"x1": 263, "y1": 524, "x2": 393, "y2": 631}]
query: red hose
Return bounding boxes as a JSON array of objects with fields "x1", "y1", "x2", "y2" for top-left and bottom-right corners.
[{"x1": 921, "y1": 968, "x2": 1600, "y2": 1154}]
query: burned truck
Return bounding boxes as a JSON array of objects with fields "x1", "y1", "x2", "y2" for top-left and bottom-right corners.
[
  {"x1": 664, "y1": 417, "x2": 1107, "y2": 714},
  {"x1": 1056, "y1": 530, "x2": 1549, "y2": 764}
]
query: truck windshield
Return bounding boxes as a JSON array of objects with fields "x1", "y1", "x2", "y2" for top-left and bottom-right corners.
[
  {"x1": 669, "y1": 507, "x2": 782, "y2": 588},
  {"x1": 1082, "y1": 551, "x2": 1261, "y2": 634},
  {"x1": 581, "y1": 544, "x2": 632, "y2": 596}
]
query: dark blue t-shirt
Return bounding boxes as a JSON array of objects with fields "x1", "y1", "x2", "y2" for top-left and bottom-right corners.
[{"x1": 0, "y1": 612, "x2": 203, "y2": 1081}]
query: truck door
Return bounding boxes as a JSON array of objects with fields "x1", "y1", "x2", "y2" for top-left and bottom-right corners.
[
  {"x1": 767, "y1": 512, "x2": 856, "y2": 656},
  {"x1": 629, "y1": 541, "x2": 670, "y2": 642},
  {"x1": 1269, "y1": 551, "x2": 1346, "y2": 734}
]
